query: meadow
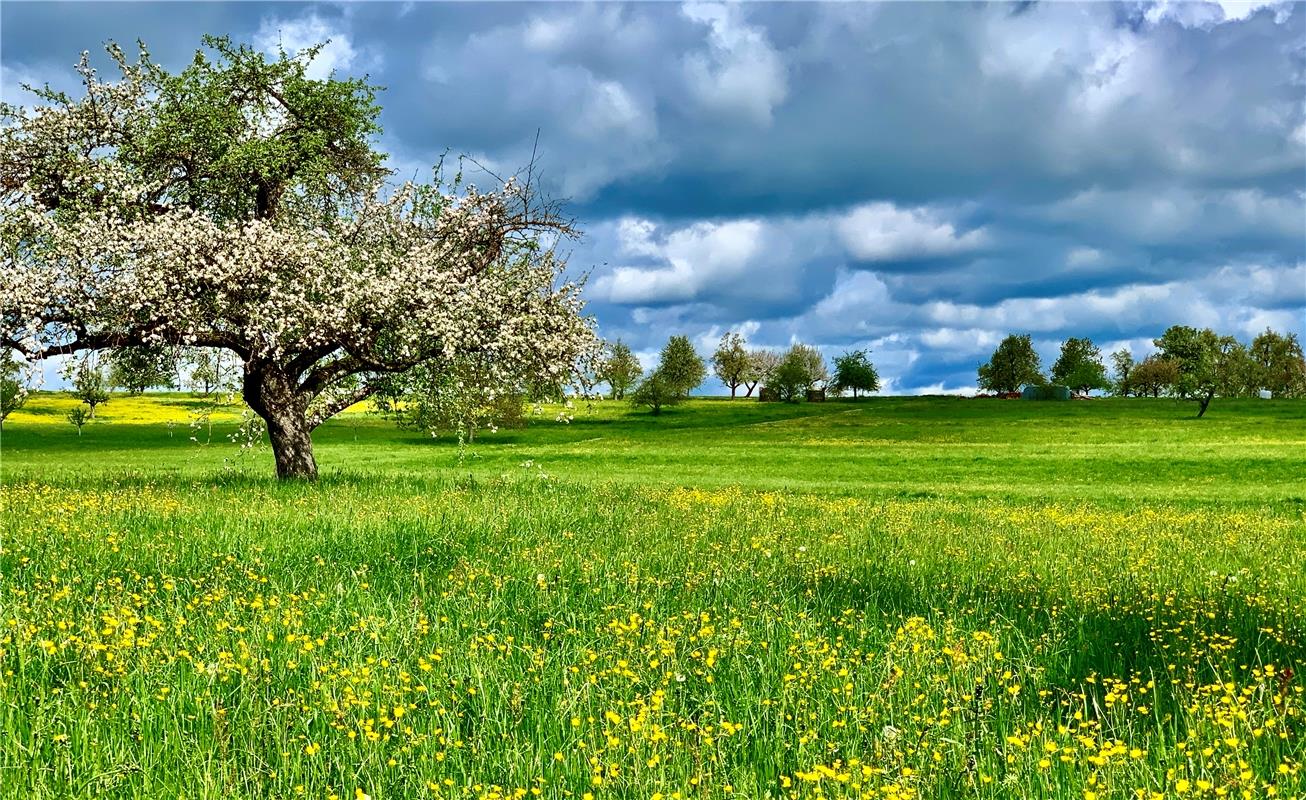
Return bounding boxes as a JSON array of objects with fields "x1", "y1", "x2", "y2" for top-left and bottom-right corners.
[{"x1": 1, "y1": 394, "x2": 1304, "y2": 799}]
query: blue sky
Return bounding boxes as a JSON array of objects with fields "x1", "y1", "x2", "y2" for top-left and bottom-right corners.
[{"x1": 3, "y1": 1, "x2": 1303, "y2": 393}]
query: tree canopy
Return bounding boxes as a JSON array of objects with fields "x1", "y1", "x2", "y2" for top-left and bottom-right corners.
[
  {"x1": 711, "y1": 332, "x2": 750, "y2": 398},
  {"x1": 658, "y1": 336, "x2": 706, "y2": 398},
  {"x1": 1, "y1": 38, "x2": 594, "y2": 478},
  {"x1": 977, "y1": 334, "x2": 1043, "y2": 394},
  {"x1": 597, "y1": 340, "x2": 642, "y2": 400},
  {"x1": 1250, "y1": 329, "x2": 1306, "y2": 398},
  {"x1": 830, "y1": 350, "x2": 880, "y2": 398},
  {"x1": 1051, "y1": 337, "x2": 1108, "y2": 395},
  {"x1": 1154, "y1": 325, "x2": 1236, "y2": 417}
]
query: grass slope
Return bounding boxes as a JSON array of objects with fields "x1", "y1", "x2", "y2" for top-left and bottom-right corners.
[
  {"x1": 1, "y1": 395, "x2": 1304, "y2": 799},
  {"x1": 4, "y1": 393, "x2": 1305, "y2": 502}
]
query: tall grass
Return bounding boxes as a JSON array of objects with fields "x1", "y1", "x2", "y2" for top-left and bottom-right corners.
[{"x1": 1, "y1": 397, "x2": 1303, "y2": 798}]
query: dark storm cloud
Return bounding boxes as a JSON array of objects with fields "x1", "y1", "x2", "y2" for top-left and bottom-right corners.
[{"x1": 3, "y1": 1, "x2": 1303, "y2": 394}]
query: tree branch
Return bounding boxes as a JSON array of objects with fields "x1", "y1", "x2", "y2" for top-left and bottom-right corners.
[{"x1": 308, "y1": 382, "x2": 379, "y2": 430}]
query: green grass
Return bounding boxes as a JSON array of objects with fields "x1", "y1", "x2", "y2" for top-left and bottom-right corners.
[
  {"x1": 5, "y1": 393, "x2": 1305, "y2": 501},
  {"x1": 1, "y1": 394, "x2": 1304, "y2": 799}
]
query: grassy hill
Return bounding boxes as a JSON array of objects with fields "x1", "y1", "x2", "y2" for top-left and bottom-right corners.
[{"x1": 4, "y1": 393, "x2": 1305, "y2": 503}]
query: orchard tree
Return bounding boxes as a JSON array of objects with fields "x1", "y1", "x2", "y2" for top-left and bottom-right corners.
[
  {"x1": 1215, "y1": 341, "x2": 1259, "y2": 398},
  {"x1": 977, "y1": 334, "x2": 1043, "y2": 393},
  {"x1": 66, "y1": 405, "x2": 90, "y2": 435},
  {"x1": 1130, "y1": 356, "x2": 1179, "y2": 397},
  {"x1": 1153, "y1": 325, "x2": 1237, "y2": 417},
  {"x1": 658, "y1": 336, "x2": 706, "y2": 397},
  {"x1": 711, "y1": 332, "x2": 751, "y2": 398},
  {"x1": 1109, "y1": 348, "x2": 1135, "y2": 396},
  {"x1": 0, "y1": 352, "x2": 29, "y2": 428},
  {"x1": 767, "y1": 343, "x2": 826, "y2": 402},
  {"x1": 597, "y1": 340, "x2": 642, "y2": 400},
  {"x1": 186, "y1": 347, "x2": 235, "y2": 396},
  {"x1": 745, "y1": 349, "x2": 780, "y2": 397},
  {"x1": 1051, "y1": 337, "x2": 1108, "y2": 396},
  {"x1": 630, "y1": 370, "x2": 678, "y2": 416},
  {"x1": 791, "y1": 344, "x2": 829, "y2": 390},
  {"x1": 67, "y1": 356, "x2": 111, "y2": 418},
  {"x1": 108, "y1": 345, "x2": 175, "y2": 394},
  {"x1": 830, "y1": 350, "x2": 880, "y2": 398},
  {"x1": 1, "y1": 38, "x2": 593, "y2": 479},
  {"x1": 1250, "y1": 329, "x2": 1306, "y2": 398}
]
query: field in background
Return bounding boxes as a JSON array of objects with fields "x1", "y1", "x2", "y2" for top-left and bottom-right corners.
[
  {"x1": 4, "y1": 392, "x2": 1305, "y2": 501},
  {"x1": 2, "y1": 395, "x2": 1304, "y2": 799}
]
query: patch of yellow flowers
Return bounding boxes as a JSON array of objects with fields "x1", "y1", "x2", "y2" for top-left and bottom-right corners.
[{"x1": 1, "y1": 481, "x2": 1301, "y2": 799}]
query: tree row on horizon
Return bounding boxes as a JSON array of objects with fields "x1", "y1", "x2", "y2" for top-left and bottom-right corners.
[{"x1": 595, "y1": 325, "x2": 1306, "y2": 418}]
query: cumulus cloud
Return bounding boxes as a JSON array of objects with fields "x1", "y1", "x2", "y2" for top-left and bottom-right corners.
[
  {"x1": 596, "y1": 218, "x2": 766, "y2": 305},
  {"x1": 681, "y1": 2, "x2": 789, "y2": 126},
  {"x1": 836, "y1": 203, "x2": 988, "y2": 262},
  {"x1": 1048, "y1": 187, "x2": 1305, "y2": 243},
  {"x1": 254, "y1": 13, "x2": 367, "y2": 80}
]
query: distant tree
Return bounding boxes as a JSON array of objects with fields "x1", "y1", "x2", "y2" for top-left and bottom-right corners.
[
  {"x1": 1051, "y1": 337, "x2": 1109, "y2": 395},
  {"x1": 1215, "y1": 341, "x2": 1259, "y2": 398},
  {"x1": 1130, "y1": 356, "x2": 1179, "y2": 397},
  {"x1": 659, "y1": 336, "x2": 706, "y2": 397},
  {"x1": 66, "y1": 357, "x2": 110, "y2": 419},
  {"x1": 830, "y1": 350, "x2": 880, "y2": 398},
  {"x1": 791, "y1": 344, "x2": 829, "y2": 390},
  {"x1": 597, "y1": 340, "x2": 642, "y2": 400},
  {"x1": 630, "y1": 370, "x2": 679, "y2": 416},
  {"x1": 1, "y1": 352, "x2": 29, "y2": 428},
  {"x1": 767, "y1": 344, "x2": 827, "y2": 402},
  {"x1": 977, "y1": 334, "x2": 1043, "y2": 393},
  {"x1": 186, "y1": 348, "x2": 236, "y2": 396},
  {"x1": 769, "y1": 355, "x2": 810, "y2": 403},
  {"x1": 711, "y1": 332, "x2": 751, "y2": 398},
  {"x1": 1250, "y1": 329, "x2": 1306, "y2": 398},
  {"x1": 745, "y1": 349, "x2": 781, "y2": 397},
  {"x1": 1109, "y1": 349, "x2": 1136, "y2": 396},
  {"x1": 108, "y1": 345, "x2": 175, "y2": 395},
  {"x1": 66, "y1": 405, "x2": 90, "y2": 435},
  {"x1": 1154, "y1": 325, "x2": 1238, "y2": 417}
]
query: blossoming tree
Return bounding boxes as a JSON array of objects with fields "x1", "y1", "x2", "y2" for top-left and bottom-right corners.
[{"x1": 1, "y1": 37, "x2": 594, "y2": 479}]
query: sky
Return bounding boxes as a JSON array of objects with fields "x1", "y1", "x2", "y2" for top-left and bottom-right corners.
[{"x1": 3, "y1": 1, "x2": 1304, "y2": 394}]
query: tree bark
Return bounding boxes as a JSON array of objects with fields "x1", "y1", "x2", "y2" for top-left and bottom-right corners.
[
  {"x1": 243, "y1": 363, "x2": 318, "y2": 480},
  {"x1": 1196, "y1": 391, "x2": 1214, "y2": 418},
  {"x1": 267, "y1": 410, "x2": 318, "y2": 480}
]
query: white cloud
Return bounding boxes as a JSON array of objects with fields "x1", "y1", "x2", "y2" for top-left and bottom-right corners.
[
  {"x1": 836, "y1": 202, "x2": 988, "y2": 262},
  {"x1": 255, "y1": 14, "x2": 365, "y2": 80},
  {"x1": 681, "y1": 2, "x2": 789, "y2": 126},
  {"x1": 917, "y1": 328, "x2": 1005, "y2": 354},
  {"x1": 1048, "y1": 187, "x2": 1305, "y2": 242},
  {"x1": 595, "y1": 218, "x2": 766, "y2": 304},
  {"x1": 1144, "y1": 0, "x2": 1292, "y2": 27},
  {"x1": 1066, "y1": 247, "x2": 1104, "y2": 267}
]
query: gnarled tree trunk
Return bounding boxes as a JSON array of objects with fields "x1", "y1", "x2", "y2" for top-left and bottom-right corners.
[{"x1": 243, "y1": 362, "x2": 318, "y2": 480}]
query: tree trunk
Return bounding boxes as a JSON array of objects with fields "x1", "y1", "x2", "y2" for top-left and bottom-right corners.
[
  {"x1": 266, "y1": 411, "x2": 318, "y2": 480},
  {"x1": 243, "y1": 363, "x2": 318, "y2": 480},
  {"x1": 1196, "y1": 391, "x2": 1214, "y2": 418},
  {"x1": 730, "y1": 384, "x2": 737, "y2": 398}
]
